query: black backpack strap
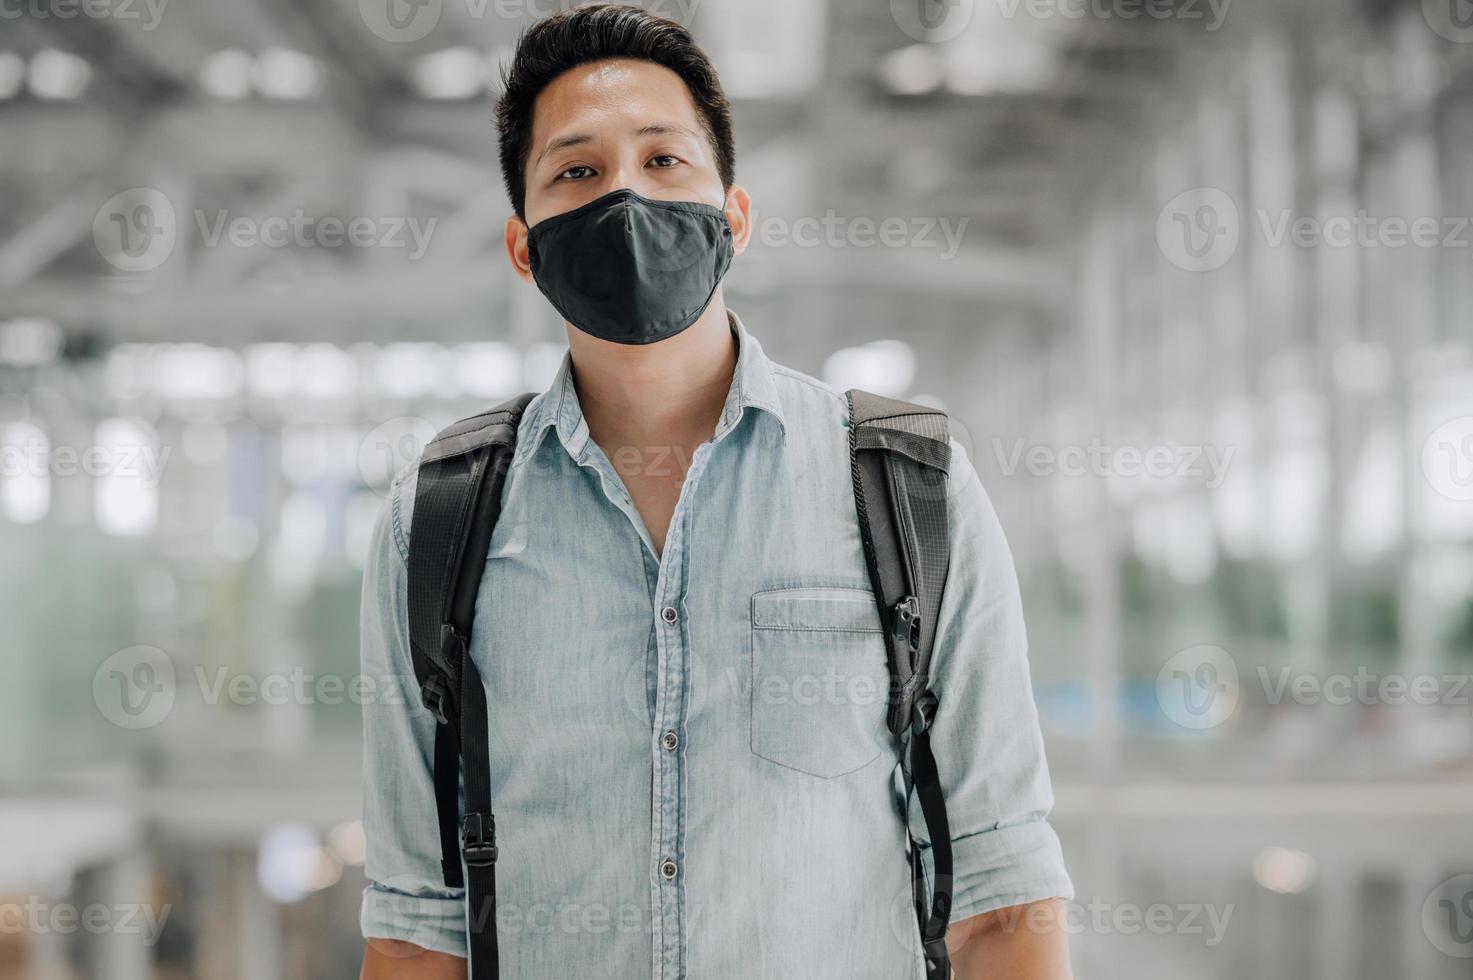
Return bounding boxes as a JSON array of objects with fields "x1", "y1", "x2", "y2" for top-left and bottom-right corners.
[
  {"x1": 846, "y1": 389, "x2": 954, "y2": 980},
  {"x1": 406, "y1": 392, "x2": 534, "y2": 980}
]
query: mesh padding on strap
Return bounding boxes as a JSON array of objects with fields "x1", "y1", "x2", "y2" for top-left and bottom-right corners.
[
  {"x1": 846, "y1": 388, "x2": 953, "y2": 730},
  {"x1": 846, "y1": 387, "x2": 955, "y2": 980},
  {"x1": 407, "y1": 393, "x2": 535, "y2": 688},
  {"x1": 407, "y1": 451, "x2": 483, "y2": 688}
]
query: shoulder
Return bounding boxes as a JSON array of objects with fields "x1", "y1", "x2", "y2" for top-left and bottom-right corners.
[
  {"x1": 383, "y1": 389, "x2": 553, "y2": 562},
  {"x1": 768, "y1": 360, "x2": 845, "y2": 403},
  {"x1": 762, "y1": 359, "x2": 850, "y2": 439}
]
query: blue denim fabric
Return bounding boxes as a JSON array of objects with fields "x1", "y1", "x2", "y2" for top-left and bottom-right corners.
[{"x1": 359, "y1": 311, "x2": 1072, "y2": 979}]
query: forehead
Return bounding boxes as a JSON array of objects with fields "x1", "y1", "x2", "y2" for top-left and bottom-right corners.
[{"x1": 529, "y1": 58, "x2": 704, "y2": 147}]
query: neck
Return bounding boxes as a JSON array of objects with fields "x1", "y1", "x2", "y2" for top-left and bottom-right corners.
[{"x1": 567, "y1": 298, "x2": 738, "y2": 448}]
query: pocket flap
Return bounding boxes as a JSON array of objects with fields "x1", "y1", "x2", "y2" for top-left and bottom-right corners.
[{"x1": 751, "y1": 587, "x2": 882, "y2": 632}]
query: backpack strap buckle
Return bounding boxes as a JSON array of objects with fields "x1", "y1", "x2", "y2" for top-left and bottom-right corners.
[
  {"x1": 421, "y1": 674, "x2": 451, "y2": 726},
  {"x1": 420, "y1": 624, "x2": 469, "y2": 726},
  {"x1": 892, "y1": 595, "x2": 921, "y2": 657},
  {"x1": 921, "y1": 937, "x2": 951, "y2": 978},
  {"x1": 462, "y1": 812, "x2": 498, "y2": 868}
]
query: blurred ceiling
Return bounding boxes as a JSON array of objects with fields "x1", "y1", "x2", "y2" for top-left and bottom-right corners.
[{"x1": 0, "y1": 0, "x2": 1425, "y2": 346}]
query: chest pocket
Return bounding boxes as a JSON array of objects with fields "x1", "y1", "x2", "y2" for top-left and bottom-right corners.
[{"x1": 749, "y1": 587, "x2": 889, "y2": 778}]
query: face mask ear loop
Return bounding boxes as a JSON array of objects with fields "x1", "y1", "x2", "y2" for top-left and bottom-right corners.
[
  {"x1": 520, "y1": 215, "x2": 535, "y2": 278},
  {"x1": 720, "y1": 192, "x2": 740, "y2": 240}
]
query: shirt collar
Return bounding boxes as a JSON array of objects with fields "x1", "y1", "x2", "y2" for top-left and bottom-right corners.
[{"x1": 516, "y1": 309, "x2": 787, "y2": 466}]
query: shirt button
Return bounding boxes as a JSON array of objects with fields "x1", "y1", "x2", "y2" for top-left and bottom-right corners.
[
  {"x1": 661, "y1": 730, "x2": 679, "y2": 751},
  {"x1": 660, "y1": 606, "x2": 679, "y2": 625},
  {"x1": 660, "y1": 860, "x2": 678, "y2": 880}
]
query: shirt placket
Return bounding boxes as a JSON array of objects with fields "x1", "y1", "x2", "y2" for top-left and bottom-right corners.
[
  {"x1": 647, "y1": 439, "x2": 713, "y2": 980},
  {"x1": 575, "y1": 430, "x2": 718, "y2": 980}
]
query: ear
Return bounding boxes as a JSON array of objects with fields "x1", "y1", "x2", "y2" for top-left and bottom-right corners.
[
  {"x1": 505, "y1": 214, "x2": 534, "y2": 283},
  {"x1": 722, "y1": 184, "x2": 754, "y2": 257}
]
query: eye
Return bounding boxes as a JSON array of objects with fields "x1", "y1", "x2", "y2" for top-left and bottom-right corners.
[
  {"x1": 556, "y1": 165, "x2": 595, "y2": 181},
  {"x1": 648, "y1": 155, "x2": 681, "y2": 169}
]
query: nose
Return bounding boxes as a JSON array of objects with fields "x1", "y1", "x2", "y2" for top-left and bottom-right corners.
[{"x1": 603, "y1": 169, "x2": 641, "y2": 198}]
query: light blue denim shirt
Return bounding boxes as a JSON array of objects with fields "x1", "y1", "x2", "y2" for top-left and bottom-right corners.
[{"x1": 359, "y1": 311, "x2": 1072, "y2": 979}]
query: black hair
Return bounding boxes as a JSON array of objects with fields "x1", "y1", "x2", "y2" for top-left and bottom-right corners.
[{"x1": 495, "y1": 3, "x2": 735, "y2": 220}]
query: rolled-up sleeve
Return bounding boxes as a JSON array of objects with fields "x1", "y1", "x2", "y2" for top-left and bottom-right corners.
[
  {"x1": 359, "y1": 466, "x2": 469, "y2": 958},
  {"x1": 925, "y1": 440, "x2": 1073, "y2": 921}
]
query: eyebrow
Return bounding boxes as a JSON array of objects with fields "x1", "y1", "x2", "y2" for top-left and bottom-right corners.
[{"x1": 533, "y1": 123, "x2": 702, "y2": 169}]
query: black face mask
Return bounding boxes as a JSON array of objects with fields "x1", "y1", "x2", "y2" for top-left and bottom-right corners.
[{"x1": 527, "y1": 188, "x2": 734, "y2": 345}]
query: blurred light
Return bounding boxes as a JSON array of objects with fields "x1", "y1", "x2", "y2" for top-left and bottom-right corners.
[
  {"x1": 822, "y1": 340, "x2": 916, "y2": 397},
  {"x1": 376, "y1": 343, "x2": 445, "y2": 399},
  {"x1": 245, "y1": 343, "x2": 298, "y2": 399},
  {"x1": 94, "y1": 418, "x2": 159, "y2": 538},
  {"x1": 1341, "y1": 423, "x2": 1401, "y2": 564},
  {"x1": 256, "y1": 823, "x2": 322, "y2": 904},
  {"x1": 1414, "y1": 378, "x2": 1473, "y2": 540},
  {"x1": 1212, "y1": 400, "x2": 1259, "y2": 559},
  {"x1": 297, "y1": 343, "x2": 358, "y2": 400},
  {"x1": 106, "y1": 344, "x2": 149, "y2": 400},
  {"x1": 0, "y1": 51, "x2": 24, "y2": 101},
  {"x1": 0, "y1": 317, "x2": 63, "y2": 366},
  {"x1": 213, "y1": 515, "x2": 259, "y2": 563},
  {"x1": 281, "y1": 425, "x2": 356, "y2": 484},
  {"x1": 252, "y1": 48, "x2": 323, "y2": 101},
  {"x1": 2, "y1": 421, "x2": 51, "y2": 524},
  {"x1": 1253, "y1": 847, "x2": 1316, "y2": 895},
  {"x1": 945, "y1": 41, "x2": 1059, "y2": 96},
  {"x1": 27, "y1": 49, "x2": 91, "y2": 101},
  {"x1": 455, "y1": 342, "x2": 521, "y2": 399},
  {"x1": 878, "y1": 45, "x2": 944, "y2": 96},
  {"x1": 1169, "y1": 510, "x2": 1218, "y2": 583},
  {"x1": 698, "y1": 0, "x2": 826, "y2": 98},
  {"x1": 327, "y1": 820, "x2": 367, "y2": 867},
  {"x1": 412, "y1": 47, "x2": 484, "y2": 100},
  {"x1": 151, "y1": 344, "x2": 244, "y2": 400},
  {"x1": 198, "y1": 49, "x2": 254, "y2": 101},
  {"x1": 1268, "y1": 391, "x2": 1328, "y2": 562},
  {"x1": 1269, "y1": 448, "x2": 1327, "y2": 561},
  {"x1": 311, "y1": 849, "x2": 343, "y2": 891}
]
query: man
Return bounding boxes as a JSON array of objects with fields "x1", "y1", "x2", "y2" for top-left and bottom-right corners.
[{"x1": 360, "y1": 5, "x2": 1073, "y2": 978}]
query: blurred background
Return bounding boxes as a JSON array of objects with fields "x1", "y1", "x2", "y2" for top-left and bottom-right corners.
[{"x1": 3, "y1": 0, "x2": 1473, "y2": 976}]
